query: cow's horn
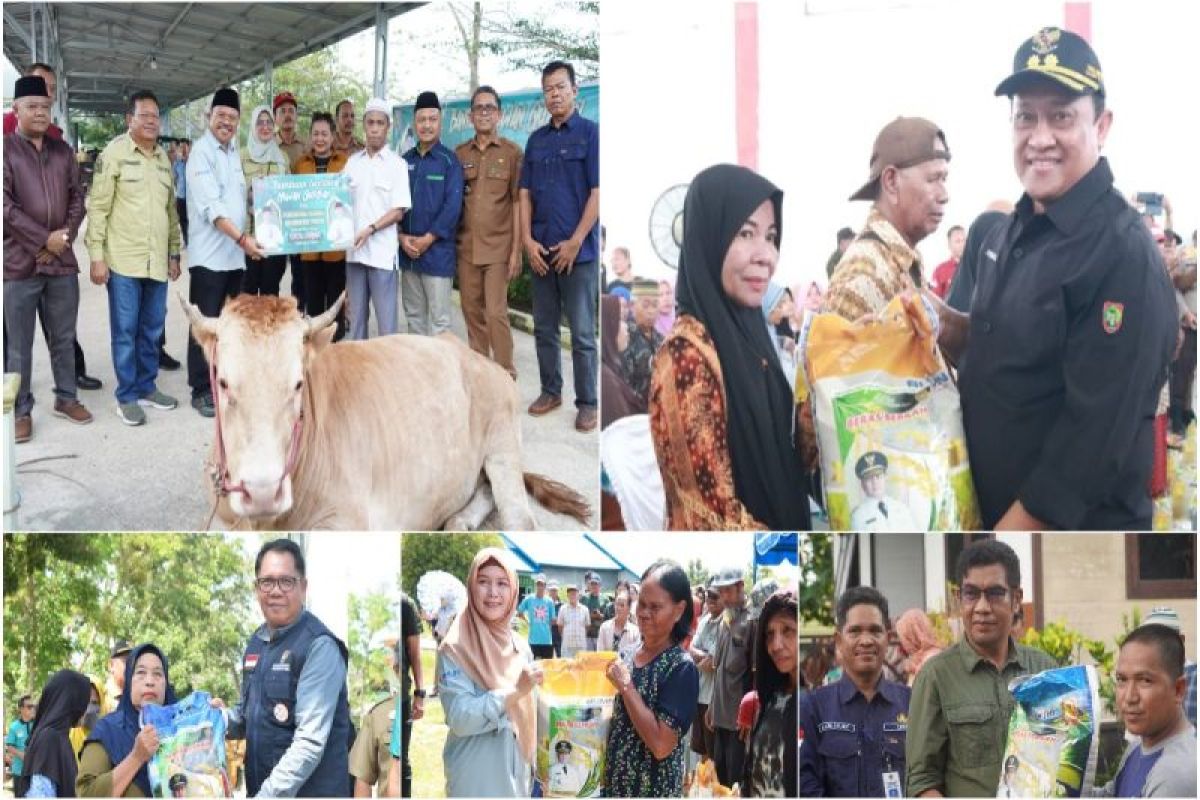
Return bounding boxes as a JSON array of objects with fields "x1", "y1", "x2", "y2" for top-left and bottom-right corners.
[
  {"x1": 178, "y1": 291, "x2": 219, "y2": 337},
  {"x1": 306, "y1": 291, "x2": 346, "y2": 335}
]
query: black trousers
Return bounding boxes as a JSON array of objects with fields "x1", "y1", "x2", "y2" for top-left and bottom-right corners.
[
  {"x1": 243, "y1": 253, "x2": 287, "y2": 296},
  {"x1": 176, "y1": 197, "x2": 189, "y2": 246},
  {"x1": 1170, "y1": 326, "x2": 1197, "y2": 434},
  {"x1": 530, "y1": 643, "x2": 555, "y2": 660},
  {"x1": 13, "y1": 774, "x2": 30, "y2": 798},
  {"x1": 713, "y1": 726, "x2": 746, "y2": 788},
  {"x1": 187, "y1": 266, "x2": 244, "y2": 399},
  {"x1": 401, "y1": 695, "x2": 414, "y2": 797},
  {"x1": 289, "y1": 254, "x2": 306, "y2": 307},
  {"x1": 304, "y1": 258, "x2": 347, "y2": 339}
]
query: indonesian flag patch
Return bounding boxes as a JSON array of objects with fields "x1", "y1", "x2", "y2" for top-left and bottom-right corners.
[
  {"x1": 1102, "y1": 301, "x2": 1124, "y2": 334},
  {"x1": 244, "y1": 654, "x2": 260, "y2": 671}
]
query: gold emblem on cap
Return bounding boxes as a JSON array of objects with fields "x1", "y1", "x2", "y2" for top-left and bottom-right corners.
[
  {"x1": 1030, "y1": 27, "x2": 1061, "y2": 55},
  {"x1": 1026, "y1": 55, "x2": 1041, "y2": 68},
  {"x1": 1044, "y1": 54, "x2": 1059, "y2": 67}
]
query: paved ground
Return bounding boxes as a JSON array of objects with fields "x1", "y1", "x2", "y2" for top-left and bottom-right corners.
[{"x1": 7, "y1": 221, "x2": 598, "y2": 531}]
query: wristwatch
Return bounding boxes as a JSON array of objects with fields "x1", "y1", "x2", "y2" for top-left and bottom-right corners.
[
  {"x1": 369, "y1": 223, "x2": 377, "y2": 234},
  {"x1": 412, "y1": 688, "x2": 426, "y2": 699}
]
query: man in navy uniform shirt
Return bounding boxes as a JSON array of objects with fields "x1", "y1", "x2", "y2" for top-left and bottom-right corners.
[
  {"x1": 519, "y1": 60, "x2": 601, "y2": 433},
  {"x1": 400, "y1": 90, "x2": 464, "y2": 336},
  {"x1": 800, "y1": 586, "x2": 911, "y2": 797},
  {"x1": 933, "y1": 26, "x2": 1177, "y2": 530}
]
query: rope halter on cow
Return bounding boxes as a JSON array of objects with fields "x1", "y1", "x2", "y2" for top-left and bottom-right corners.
[{"x1": 198, "y1": 297, "x2": 344, "y2": 528}]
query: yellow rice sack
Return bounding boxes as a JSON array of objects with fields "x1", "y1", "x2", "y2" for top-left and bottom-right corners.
[
  {"x1": 537, "y1": 653, "x2": 617, "y2": 797},
  {"x1": 799, "y1": 294, "x2": 980, "y2": 530}
]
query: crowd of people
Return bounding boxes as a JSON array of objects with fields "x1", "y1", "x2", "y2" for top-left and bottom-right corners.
[
  {"x1": 4, "y1": 57, "x2": 601, "y2": 441},
  {"x1": 798, "y1": 539, "x2": 1197, "y2": 798},
  {"x1": 2, "y1": 539, "x2": 410, "y2": 798},
  {"x1": 396, "y1": 549, "x2": 799, "y2": 797},
  {"x1": 599, "y1": 25, "x2": 1195, "y2": 533}
]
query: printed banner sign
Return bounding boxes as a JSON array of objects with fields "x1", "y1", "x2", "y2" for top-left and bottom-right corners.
[{"x1": 252, "y1": 173, "x2": 354, "y2": 255}]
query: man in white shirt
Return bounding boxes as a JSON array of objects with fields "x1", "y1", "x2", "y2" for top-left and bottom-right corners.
[
  {"x1": 849, "y1": 451, "x2": 918, "y2": 531},
  {"x1": 557, "y1": 584, "x2": 589, "y2": 659},
  {"x1": 341, "y1": 97, "x2": 411, "y2": 339}
]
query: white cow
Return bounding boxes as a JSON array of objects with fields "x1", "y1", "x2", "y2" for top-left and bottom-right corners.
[{"x1": 181, "y1": 293, "x2": 589, "y2": 530}]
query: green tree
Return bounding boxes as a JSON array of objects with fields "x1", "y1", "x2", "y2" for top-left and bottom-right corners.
[
  {"x1": 481, "y1": 1, "x2": 599, "y2": 80},
  {"x1": 3, "y1": 534, "x2": 254, "y2": 710},
  {"x1": 799, "y1": 534, "x2": 834, "y2": 626},
  {"x1": 401, "y1": 532, "x2": 503, "y2": 602},
  {"x1": 347, "y1": 590, "x2": 396, "y2": 713},
  {"x1": 685, "y1": 558, "x2": 709, "y2": 591},
  {"x1": 72, "y1": 114, "x2": 128, "y2": 151},
  {"x1": 169, "y1": 46, "x2": 376, "y2": 144}
]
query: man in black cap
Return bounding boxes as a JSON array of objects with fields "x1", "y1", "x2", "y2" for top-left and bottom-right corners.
[
  {"x1": 3, "y1": 62, "x2": 104, "y2": 393},
  {"x1": 399, "y1": 91, "x2": 464, "y2": 336},
  {"x1": 825, "y1": 116, "x2": 950, "y2": 322},
  {"x1": 3, "y1": 74, "x2": 93, "y2": 443},
  {"x1": 185, "y1": 87, "x2": 265, "y2": 418},
  {"x1": 933, "y1": 26, "x2": 1177, "y2": 531},
  {"x1": 848, "y1": 451, "x2": 917, "y2": 531},
  {"x1": 825, "y1": 226, "x2": 856, "y2": 279}
]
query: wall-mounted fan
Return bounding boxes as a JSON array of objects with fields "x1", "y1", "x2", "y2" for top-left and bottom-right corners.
[{"x1": 649, "y1": 184, "x2": 688, "y2": 269}]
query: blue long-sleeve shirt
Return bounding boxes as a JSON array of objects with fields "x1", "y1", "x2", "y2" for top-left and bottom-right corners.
[
  {"x1": 226, "y1": 623, "x2": 346, "y2": 797},
  {"x1": 799, "y1": 674, "x2": 911, "y2": 798},
  {"x1": 399, "y1": 140, "x2": 464, "y2": 278},
  {"x1": 438, "y1": 647, "x2": 532, "y2": 797},
  {"x1": 519, "y1": 109, "x2": 599, "y2": 263},
  {"x1": 185, "y1": 129, "x2": 246, "y2": 271}
]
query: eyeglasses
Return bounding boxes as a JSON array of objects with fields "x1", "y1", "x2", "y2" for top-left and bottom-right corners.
[
  {"x1": 255, "y1": 576, "x2": 299, "y2": 593},
  {"x1": 958, "y1": 586, "x2": 1012, "y2": 606},
  {"x1": 471, "y1": 104, "x2": 498, "y2": 114}
]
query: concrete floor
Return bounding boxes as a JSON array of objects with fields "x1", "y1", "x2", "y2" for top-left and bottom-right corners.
[{"x1": 6, "y1": 221, "x2": 598, "y2": 532}]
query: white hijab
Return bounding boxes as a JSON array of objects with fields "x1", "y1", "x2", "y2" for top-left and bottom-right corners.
[{"x1": 245, "y1": 105, "x2": 289, "y2": 170}]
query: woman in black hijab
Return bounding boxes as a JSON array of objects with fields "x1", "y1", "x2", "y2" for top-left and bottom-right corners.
[
  {"x1": 648, "y1": 164, "x2": 810, "y2": 530},
  {"x1": 23, "y1": 670, "x2": 92, "y2": 798}
]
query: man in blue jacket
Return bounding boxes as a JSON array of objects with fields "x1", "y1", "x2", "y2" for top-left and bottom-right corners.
[
  {"x1": 226, "y1": 539, "x2": 352, "y2": 797},
  {"x1": 400, "y1": 91, "x2": 464, "y2": 336}
]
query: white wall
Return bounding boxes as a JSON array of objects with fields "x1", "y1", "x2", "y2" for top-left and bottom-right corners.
[{"x1": 603, "y1": 0, "x2": 1200, "y2": 290}]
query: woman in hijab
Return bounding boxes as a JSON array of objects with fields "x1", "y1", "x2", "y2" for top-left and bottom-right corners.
[
  {"x1": 604, "y1": 560, "x2": 699, "y2": 798},
  {"x1": 762, "y1": 282, "x2": 798, "y2": 390},
  {"x1": 601, "y1": 294, "x2": 644, "y2": 428},
  {"x1": 655, "y1": 279, "x2": 676, "y2": 337},
  {"x1": 894, "y1": 608, "x2": 943, "y2": 686},
  {"x1": 77, "y1": 644, "x2": 176, "y2": 797},
  {"x1": 241, "y1": 104, "x2": 291, "y2": 296},
  {"x1": 649, "y1": 164, "x2": 811, "y2": 530},
  {"x1": 438, "y1": 548, "x2": 542, "y2": 797},
  {"x1": 23, "y1": 670, "x2": 91, "y2": 798},
  {"x1": 742, "y1": 590, "x2": 799, "y2": 798}
]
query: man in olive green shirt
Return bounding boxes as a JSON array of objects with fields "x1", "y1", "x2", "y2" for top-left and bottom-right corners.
[
  {"x1": 86, "y1": 89, "x2": 182, "y2": 426},
  {"x1": 906, "y1": 539, "x2": 1056, "y2": 798}
]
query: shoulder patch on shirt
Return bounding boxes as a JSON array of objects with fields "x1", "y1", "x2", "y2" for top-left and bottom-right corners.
[
  {"x1": 818, "y1": 721, "x2": 856, "y2": 733},
  {"x1": 1102, "y1": 301, "x2": 1124, "y2": 334},
  {"x1": 243, "y1": 654, "x2": 259, "y2": 671}
]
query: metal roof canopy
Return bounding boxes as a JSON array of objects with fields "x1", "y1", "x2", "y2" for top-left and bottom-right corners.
[{"x1": 3, "y1": 2, "x2": 422, "y2": 115}]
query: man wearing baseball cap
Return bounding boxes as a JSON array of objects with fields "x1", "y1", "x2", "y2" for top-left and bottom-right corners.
[
  {"x1": 517, "y1": 573, "x2": 557, "y2": 659},
  {"x1": 708, "y1": 566, "x2": 753, "y2": 786},
  {"x1": 824, "y1": 116, "x2": 950, "y2": 321},
  {"x1": 933, "y1": 26, "x2": 1177, "y2": 531}
]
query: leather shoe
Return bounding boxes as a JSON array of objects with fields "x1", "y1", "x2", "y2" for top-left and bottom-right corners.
[
  {"x1": 527, "y1": 392, "x2": 562, "y2": 416},
  {"x1": 15, "y1": 415, "x2": 32, "y2": 443},
  {"x1": 575, "y1": 406, "x2": 598, "y2": 432},
  {"x1": 76, "y1": 373, "x2": 102, "y2": 390},
  {"x1": 53, "y1": 399, "x2": 94, "y2": 425},
  {"x1": 159, "y1": 349, "x2": 181, "y2": 370}
]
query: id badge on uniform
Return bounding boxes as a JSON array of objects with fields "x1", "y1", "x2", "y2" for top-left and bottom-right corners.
[{"x1": 882, "y1": 771, "x2": 902, "y2": 798}]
